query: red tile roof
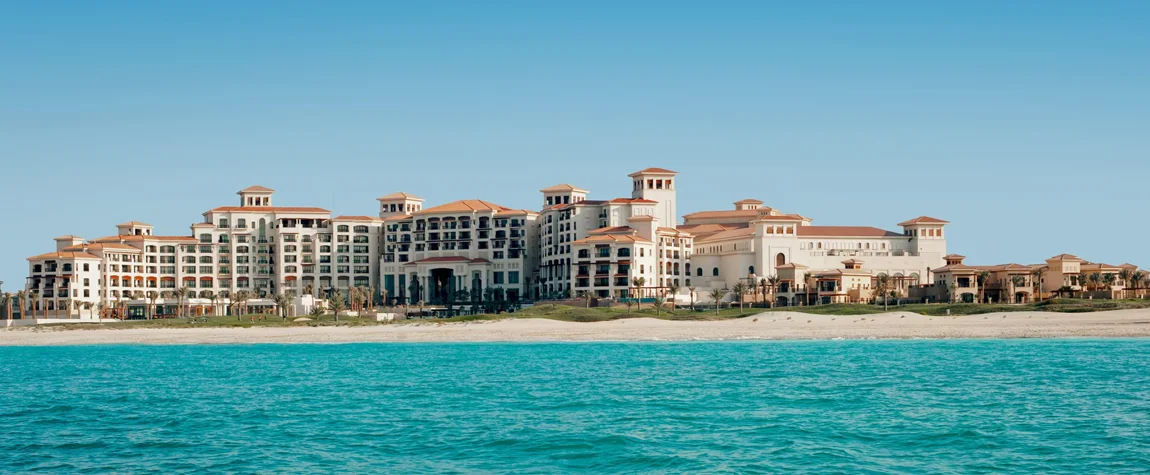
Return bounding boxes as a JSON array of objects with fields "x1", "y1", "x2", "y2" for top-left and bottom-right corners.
[
  {"x1": 695, "y1": 227, "x2": 755, "y2": 243},
  {"x1": 377, "y1": 192, "x2": 423, "y2": 201},
  {"x1": 1047, "y1": 253, "x2": 1083, "y2": 262},
  {"x1": 573, "y1": 234, "x2": 652, "y2": 244},
  {"x1": 416, "y1": 199, "x2": 510, "y2": 214},
  {"x1": 331, "y1": 215, "x2": 382, "y2": 222},
  {"x1": 609, "y1": 198, "x2": 659, "y2": 204},
  {"x1": 117, "y1": 221, "x2": 152, "y2": 227},
  {"x1": 27, "y1": 251, "x2": 102, "y2": 261},
  {"x1": 796, "y1": 226, "x2": 902, "y2": 238},
  {"x1": 628, "y1": 167, "x2": 678, "y2": 176},
  {"x1": 403, "y1": 256, "x2": 491, "y2": 265},
  {"x1": 897, "y1": 216, "x2": 949, "y2": 226},
  {"x1": 734, "y1": 199, "x2": 763, "y2": 204},
  {"x1": 239, "y1": 185, "x2": 275, "y2": 193},
  {"x1": 539, "y1": 184, "x2": 588, "y2": 193}
]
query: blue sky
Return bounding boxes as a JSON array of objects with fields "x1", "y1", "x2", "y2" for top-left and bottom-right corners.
[{"x1": 1, "y1": 1, "x2": 1148, "y2": 289}]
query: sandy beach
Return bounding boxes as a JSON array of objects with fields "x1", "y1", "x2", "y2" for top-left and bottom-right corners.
[{"x1": 2, "y1": 309, "x2": 1149, "y2": 346}]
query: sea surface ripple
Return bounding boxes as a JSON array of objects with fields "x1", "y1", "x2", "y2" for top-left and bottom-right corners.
[{"x1": 1, "y1": 339, "x2": 1148, "y2": 473}]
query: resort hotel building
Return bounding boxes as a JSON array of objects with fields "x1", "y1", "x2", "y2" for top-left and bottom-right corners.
[{"x1": 15, "y1": 168, "x2": 1143, "y2": 320}]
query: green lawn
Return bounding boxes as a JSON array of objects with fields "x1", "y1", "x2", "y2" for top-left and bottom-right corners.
[{"x1": 37, "y1": 299, "x2": 1150, "y2": 329}]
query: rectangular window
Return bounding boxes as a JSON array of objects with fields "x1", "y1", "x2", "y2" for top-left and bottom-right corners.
[
  {"x1": 508, "y1": 271, "x2": 519, "y2": 284},
  {"x1": 493, "y1": 272, "x2": 504, "y2": 284}
]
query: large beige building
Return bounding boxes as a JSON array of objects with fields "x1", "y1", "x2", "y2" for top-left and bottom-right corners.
[
  {"x1": 683, "y1": 197, "x2": 949, "y2": 305},
  {"x1": 23, "y1": 186, "x2": 382, "y2": 319},
  {"x1": 378, "y1": 196, "x2": 538, "y2": 306},
  {"x1": 21, "y1": 168, "x2": 1140, "y2": 321},
  {"x1": 537, "y1": 168, "x2": 692, "y2": 300}
]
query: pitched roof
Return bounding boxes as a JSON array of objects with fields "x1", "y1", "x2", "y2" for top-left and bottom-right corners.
[
  {"x1": 897, "y1": 216, "x2": 949, "y2": 226},
  {"x1": 734, "y1": 199, "x2": 763, "y2": 205},
  {"x1": 776, "y1": 263, "x2": 809, "y2": 269},
  {"x1": 588, "y1": 226, "x2": 636, "y2": 235},
  {"x1": 403, "y1": 256, "x2": 491, "y2": 265},
  {"x1": 62, "y1": 243, "x2": 140, "y2": 252},
  {"x1": 207, "y1": 206, "x2": 330, "y2": 214},
  {"x1": 239, "y1": 185, "x2": 275, "y2": 193},
  {"x1": 573, "y1": 234, "x2": 652, "y2": 244},
  {"x1": 377, "y1": 192, "x2": 424, "y2": 201},
  {"x1": 191, "y1": 223, "x2": 215, "y2": 228},
  {"x1": 944, "y1": 254, "x2": 966, "y2": 259},
  {"x1": 841, "y1": 259, "x2": 864, "y2": 265},
  {"x1": 627, "y1": 215, "x2": 656, "y2": 221},
  {"x1": 931, "y1": 264, "x2": 984, "y2": 274},
  {"x1": 331, "y1": 215, "x2": 382, "y2": 222},
  {"x1": 657, "y1": 227, "x2": 691, "y2": 236},
  {"x1": 118, "y1": 221, "x2": 152, "y2": 227},
  {"x1": 682, "y1": 209, "x2": 767, "y2": 220},
  {"x1": 416, "y1": 199, "x2": 510, "y2": 215},
  {"x1": 92, "y1": 235, "x2": 197, "y2": 243},
  {"x1": 27, "y1": 251, "x2": 102, "y2": 261},
  {"x1": 796, "y1": 226, "x2": 902, "y2": 238},
  {"x1": 382, "y1": 214, "x2": 413, "y2": 222},
  {"x1": 609, "y1": 198, "x2": 658, "y2": 204},
  {"x1": 1047, "y1": 253, "x2": 1083, "y2": 262},
  {"x1": 539, "y1": 184, "x2": 588, "y2": 193},
  {"x1": 495, "y1": 209, "x2": 536, "y2": 217},
  {"x1": 695, "y1": 227, "x2": 755, "y2": 243},
  {"x1": 54, "y1": 235, "x2": 83, "y2": 240},
  {"x1": 627, "y1": 167, "x2": 678, "y2": 177}
]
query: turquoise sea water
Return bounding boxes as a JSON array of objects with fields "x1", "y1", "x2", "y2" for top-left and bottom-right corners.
[{"x1": 1, "y1": 340, "x2": 1148, "y2": 474}]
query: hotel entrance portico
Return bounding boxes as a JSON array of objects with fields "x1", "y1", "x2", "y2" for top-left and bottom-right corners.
[{"x1": 402, "y1": 257, "x2": 491, "y2": 305}]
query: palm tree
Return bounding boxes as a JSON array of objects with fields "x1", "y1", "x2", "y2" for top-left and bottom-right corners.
[
  {"x1": 1118, "y1": 269, "x2": 1133, "y2": 296},
  {"x1": 209, "y1": 292, "x2": 220, "y2": 317},
  {"x1": 1088, "y1": 273, "x2": 1102, "y2": 293},
  {"x1": 757, "y1": 278, "x2": 768, "y2": 308},
  {"x1": 145, "y1": 291, "x2": 157, "y2": 319},
  {"x1": 95, "y1": 302, "x2": 106, "y2": 320},
  {"x1": 767, "y1": 276, "x2": 781, "y2": 308},
  {"x1": 330, "y1": 290, "x2": 345, "y2": 321},
  {"x1": 274, "y1": 293, "x2": 292, "y2": 321},
  {"x1": 732, "y1": 282, "x2": 749, "y2": 310},
  {"x1": 310, "y1": 300, "x2": 326, "y2": 319},
  {"x1": 1132, "y1": 271, "x2": 1147, "y2": 299},
  {"x1": 1, "y1": 293, "x2": 10, "y2": 321},
  {"x1": 1077, "y1": 272, "x2": 1089, "y2": 292},
  {"x1": 631, "y1": 277, "x2": 646, "y2": 310},
  {"x1": 653, "y1": 296, "x2": 665, "y2": 316},
  {"x1": 175, "y1": 287, "x2": 191, "y2": 319},
  {"x1": 687, "y1": 286, "x2": 697, "y2": 310},
  {"x1": 948, "y1": 281, "x2": 958, "y2": 303},
  {"x1": 83, "y1": 302, "x2": 93, "y2": 319},
  {"x1": 977, "y1": 271, "x2": 990, "y2": 304},
  {"x1": 667, "y1": 284, "x2": 680, "y2": 310},
  {"x1": 1031, "y1": 268, "x2": 1044, "y2": 302},
  {"x1": 15, "y1": 290, "x2": 26, "y2": 320},
  {"x1": 232, "y1": 290, "x2": 251, "y2": 320},
  {"x1": 577, "y1": 290, "x2": 591, "y2": 308},
  {"x1": 874, "y1": 274, "x2": 891, "y2": 310},
  {"x1": 709, "y1": 288, "x2": 727, "y2": 315},
  {"x1": 304, "y1": 284, "x2": 315, "y2": 298},
  {"x1": 72, "y1": 299, "x2": 83, "y2": 319},
  {"x1": 380, "y1": 288, "x2": 389, "y2": 309},
  {"x1": 1102, "y1": 273, "x2": 1117, "y2": 291}
]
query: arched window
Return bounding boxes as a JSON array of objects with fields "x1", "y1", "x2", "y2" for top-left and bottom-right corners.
[
  {"x1": 748, "y1": 266, "x2": 755, "y2": 275},
  {"x1": 696, "y1": 268, "x2": 703, "y2": 277},
  {"x1": 712, "y1": 267, "x2": 719, "y2": 276},
  {"x1": 776, "y1": 253, "x2": 786, "y2": 267},
  {"x1": 236, "y1": 218, "x2": 247, "y2": 229},
  {"x1": 817, "y1": 242, "x2": 822, "y2": 249}
]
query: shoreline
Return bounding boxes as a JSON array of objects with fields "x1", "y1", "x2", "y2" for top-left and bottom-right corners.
[{"x1": 3, "y1": 309, "x2": 1150, "y2": 346}]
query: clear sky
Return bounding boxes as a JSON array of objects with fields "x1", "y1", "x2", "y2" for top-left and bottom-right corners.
[{"x1": 1, "y1": 1, "x2": 1148, "y2": 290}]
